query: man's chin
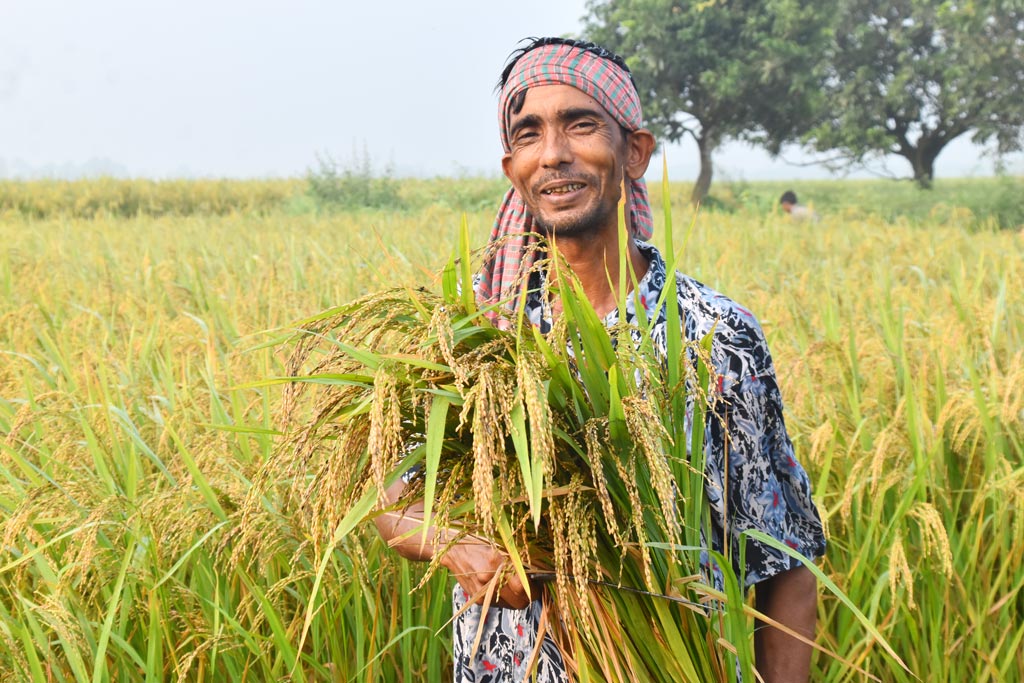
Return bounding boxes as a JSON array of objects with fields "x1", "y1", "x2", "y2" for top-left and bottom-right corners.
[
  {"x1": 534, "y1": 210, "x2": 603, "y2": 239},
  {"x1": 535, "y1": 222, "x2": 593, "y2": 239}
]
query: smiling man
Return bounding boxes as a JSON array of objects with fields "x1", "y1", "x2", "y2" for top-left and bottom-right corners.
[{"x1": 377, "y1": 37, "x2": 826, "y2": 683}]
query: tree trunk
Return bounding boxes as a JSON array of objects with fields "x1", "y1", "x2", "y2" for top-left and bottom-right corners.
[
  {"x1": 909, "y1": 150, "x2": 936, "y2": 190},
  {"x1": 690, "y1": 134, "x2": 715, "y2": 206},
  {"x1": 902, "y1": 132, "x2": 958, "y2": 190}
]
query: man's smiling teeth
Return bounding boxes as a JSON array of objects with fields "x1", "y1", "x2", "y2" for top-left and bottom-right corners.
[{"x1": 542, "y1": 183, "x2": 585, "y2": 195}]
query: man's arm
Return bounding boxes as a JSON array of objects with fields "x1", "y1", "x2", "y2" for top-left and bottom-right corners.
[
  {"x1": 754, "y1": 565, "x2": 817, "y2": 683},
  {"x1": 373, "y1": 480, "x2": 536, "y2": 609}
]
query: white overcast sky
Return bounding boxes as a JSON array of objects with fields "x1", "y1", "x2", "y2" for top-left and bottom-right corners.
[{"x1": 2, "y1": 0, "x2": 1019, "y2": 181}]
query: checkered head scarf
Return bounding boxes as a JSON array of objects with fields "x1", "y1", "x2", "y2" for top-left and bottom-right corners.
[{"x1": 476, "y1": 39, "x2": 653, "y2": 319}]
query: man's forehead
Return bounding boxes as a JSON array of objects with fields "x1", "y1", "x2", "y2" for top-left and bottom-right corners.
[{"x1": 510, "y1": 83, "x2": 615, "y2": 120}]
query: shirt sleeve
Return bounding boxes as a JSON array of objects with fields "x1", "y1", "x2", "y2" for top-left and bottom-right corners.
[{"x1": 703, "y1": 316, "x2": 827, "y2": 588}]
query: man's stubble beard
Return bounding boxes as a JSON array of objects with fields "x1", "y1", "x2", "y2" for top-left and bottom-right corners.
[
  {"x1": 531, "y1": 191, "x2": 619, "y2": 240},
  {"x1": 534, "y1": 208, "x2": 611, "y2": 239}
]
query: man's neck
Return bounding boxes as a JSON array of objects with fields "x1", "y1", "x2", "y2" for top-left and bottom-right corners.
[{"x1": 549, "y1": 228, "x2": 650, "y2": 319}]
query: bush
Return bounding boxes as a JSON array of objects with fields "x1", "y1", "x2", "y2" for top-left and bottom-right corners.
[
  {"x1": 305, "y1": 147, "x2": 403, "y2": 210},
  {"x1": 984, "y1": 175, "x2": 1024, "y2": 230}
]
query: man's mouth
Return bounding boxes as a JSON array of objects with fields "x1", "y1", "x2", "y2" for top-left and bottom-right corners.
[{"x1": 540, "y1": 182, "x2": 586, "y2": 195}]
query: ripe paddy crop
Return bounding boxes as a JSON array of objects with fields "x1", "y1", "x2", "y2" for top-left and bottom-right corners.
[{"x1": 0, "y1": 178, "x2": 1021, "y2": 681}]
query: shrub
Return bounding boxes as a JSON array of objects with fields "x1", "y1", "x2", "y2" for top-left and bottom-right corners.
[{"x1": 305, "y1": 147, "x2": 403, "y2": 210}]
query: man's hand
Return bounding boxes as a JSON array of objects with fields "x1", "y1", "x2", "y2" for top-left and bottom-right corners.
[
  {"x1": 374, "y1": 479, "x2": 540, "y2": 610},
  {"x1": 441, "y1": 540, "x2": 538, "y2": 610},
  {"x1": 754, "y1": 565, "x2": 817, "y2": 683}
]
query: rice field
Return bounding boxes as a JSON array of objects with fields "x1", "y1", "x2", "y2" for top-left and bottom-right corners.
[{"x1": 0, "y1": 177, "x2": 1022, "y2": 681}]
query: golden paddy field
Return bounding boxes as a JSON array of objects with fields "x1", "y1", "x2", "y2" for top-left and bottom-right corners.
[{"x1": 0, "y1": 177, "x2": 1021, "y2": 681}]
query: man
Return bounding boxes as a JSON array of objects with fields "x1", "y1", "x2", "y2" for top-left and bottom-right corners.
[
  {"x1": 377, "y1": 37, "x2": 826, "y2": 683},
  {"x1": 779, "y1": 190, "x2": 819, "y2": 222}
]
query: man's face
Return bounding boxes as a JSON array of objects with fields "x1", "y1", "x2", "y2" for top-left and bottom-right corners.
[{"x1": 502, "y1": 84, "x2": 630, "y2": 239}]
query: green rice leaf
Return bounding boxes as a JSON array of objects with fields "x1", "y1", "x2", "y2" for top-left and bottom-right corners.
[
  {"x1": 707, "y1": 549, "x2": 754, "y2": 683},
  {"x1": 660, "y1": 155, "x2": 682, "y2": 391},
  {"x1": 607, "y1": 364, "x2": 630, "y2": 453},
  {"x1": 237, "y1": 568, "x2": 306, "y2": 683},
  {"x1": 742, "y1": 529, "x2": 913, "y2": 675},
  {"x1": 13, "y1": 600, "x2": 48, "y2": 682},
  {"x1": 380, "y1": 353, "x2": 451, "y2": 373},
  {"x1": 421, "y1": 394, "x2": 451, "y2": 540},
  {"x1": 442, "y1": 249, "x2": 459, "y2": 304},
  {"x1": 199, "y1": 422, "x2": 284, "y2": 436},
  {"x1": 686, "y1": 330, "x2": 714, "y2": 543},
  {"x1": 165, "y1": 423, "x2": 227, "y2": 522},
  {"x1": 616, "y1": 181, "x2": 629, "y2": 320},
  {"x1": 508, "y1": 400, "x2": 542, "y2": 529},
  {"x1": 91, "y1": 539, "x2": 136, "y2": 683},
  {"x1": 459, "y1": 214, "x2": 477, "y2": 313},
  {"x1": 494, "y1": 509, "x2": 532, "y2": 603},
  {"x1": 229, "y1": 372, "x2": 373, "y2": 390},
  {"x1": 294, "y1": 488, "x2": 377, "y2": 678}
]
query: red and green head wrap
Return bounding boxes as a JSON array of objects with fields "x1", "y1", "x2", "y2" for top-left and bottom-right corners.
[{"x1": 476, "y1": 38, "x2": 653, "y2": 318}]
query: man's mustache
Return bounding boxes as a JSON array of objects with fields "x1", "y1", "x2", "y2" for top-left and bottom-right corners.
[{"x1": 531, "y1": 172, "x2": 600, "y2": 195}]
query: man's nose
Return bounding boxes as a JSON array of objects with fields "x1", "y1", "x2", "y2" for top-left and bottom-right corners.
[{"x1": 539, "y1": 130, "x2": 573, "y2": 168}]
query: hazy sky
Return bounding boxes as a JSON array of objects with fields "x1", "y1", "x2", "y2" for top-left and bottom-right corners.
[{"x1": 2, "y1": 0, "x2": 1019, "y2": 181}]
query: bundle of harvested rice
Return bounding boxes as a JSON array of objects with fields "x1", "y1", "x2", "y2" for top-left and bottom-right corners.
[{"x1": 239, "y1": 219, "x2": 760, "y2": 682}]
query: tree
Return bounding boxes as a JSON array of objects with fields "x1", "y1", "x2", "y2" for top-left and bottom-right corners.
[
  {"x1": 805, "y1": 0, "x2": 1024, "y2": 188},
  {"x1": 582, "y1": 0, "x2": 835, "y2": 204}
]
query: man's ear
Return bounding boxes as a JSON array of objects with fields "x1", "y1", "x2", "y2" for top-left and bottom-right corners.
[
  {"x1": 501, "y1": 153, "x2": 519, "y2": 190},
  {"x1": 624, "y1": 128, "x2": 656, "y2": 180}
]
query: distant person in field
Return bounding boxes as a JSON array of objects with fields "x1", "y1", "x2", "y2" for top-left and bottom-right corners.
[
  {"x1": 376, "y1": 37, "x2": 826, "y2": 683},
  {"x1": 779, "y1": 190, "x2": 818, "y2": 222}
]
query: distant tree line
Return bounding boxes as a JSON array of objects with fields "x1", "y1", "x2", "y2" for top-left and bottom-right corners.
[{"x1": 581, "y1": 0, "x2": 1024, "y2": 203}]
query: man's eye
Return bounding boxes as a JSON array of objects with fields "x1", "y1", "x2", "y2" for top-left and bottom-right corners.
[
  {"x1": 573, "y1": 121, "x2": 597, "y2": 132},
  {"x1": 515, "y1": 131, "x2": 538, "y2": 143}
]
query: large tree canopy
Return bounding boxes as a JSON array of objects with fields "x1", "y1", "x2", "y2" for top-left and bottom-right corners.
[
  {"x1": 582, "y1": 0, "x2": 835, "y2": 204},
  {"x1": 806, "y1": 0, "x2": 1024, "y2": 188}
]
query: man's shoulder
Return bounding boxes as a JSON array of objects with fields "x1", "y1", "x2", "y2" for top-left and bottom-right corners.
[
  {"x1": 671, "y1": 272, "x2": 770, "y2": 359},
  {"x1": 673, "y1": 273, "x2": 760, "y2": 328},
  {"x1": 638, "y1": 242, "x2": 761, "y2": 329}
]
